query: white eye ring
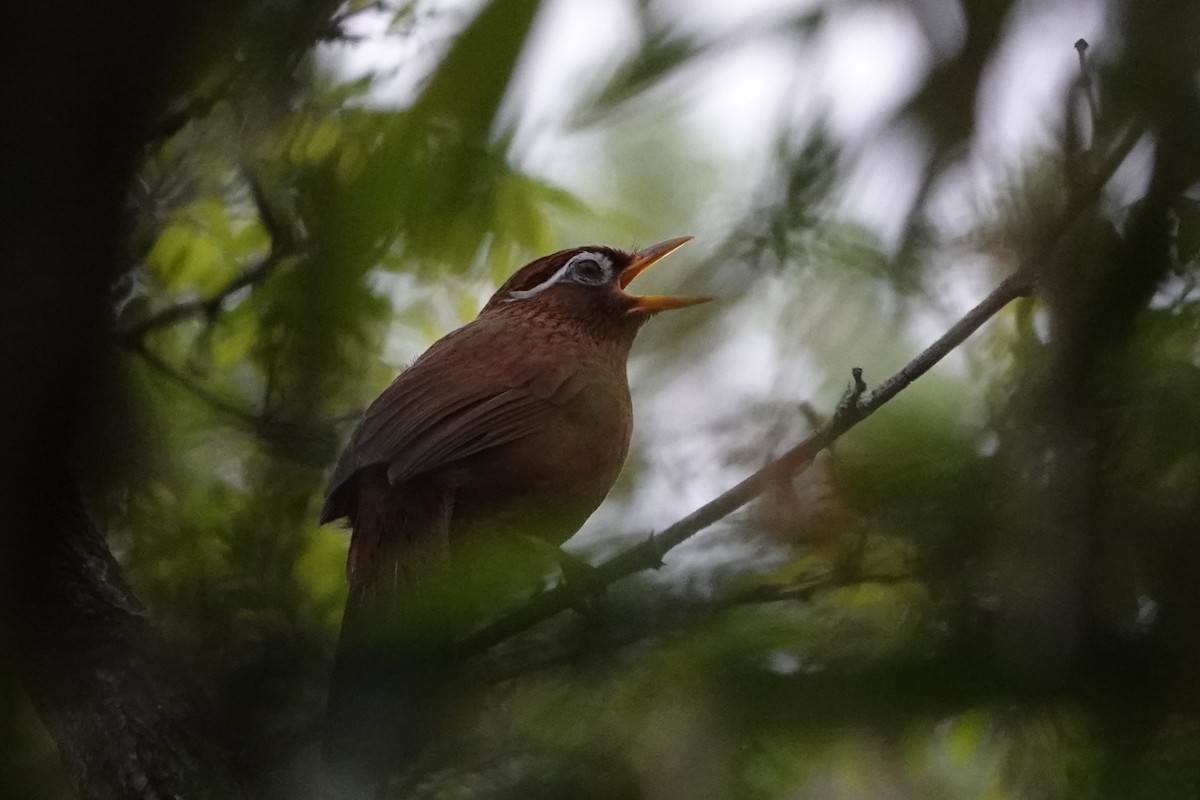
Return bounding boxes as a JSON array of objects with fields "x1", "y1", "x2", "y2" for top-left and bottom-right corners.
[{"x1": 568, "y1": 253, "x2": 611, "y2": 285}]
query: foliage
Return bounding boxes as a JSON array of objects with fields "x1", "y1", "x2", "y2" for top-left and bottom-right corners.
[{"x1": 9, "y1": 0, "x2": 1200, "y2": 798}]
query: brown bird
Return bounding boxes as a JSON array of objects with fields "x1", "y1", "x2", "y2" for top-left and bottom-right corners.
[{"x1": 321, "y1": 236, "x2": 707, "y2": 775}]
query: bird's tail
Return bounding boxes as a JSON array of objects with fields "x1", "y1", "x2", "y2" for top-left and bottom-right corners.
[
  {"x1": 322, "y1": 474, "x2": 456, "y2": 792},
  {"x1": 323, "y1": 586, "x2": 454, "y2": 794},
  {"x1": 322, "y1": 472, "x2": 557, "y2": 791}
]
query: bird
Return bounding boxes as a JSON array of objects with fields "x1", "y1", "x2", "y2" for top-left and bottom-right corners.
[{"x1": 320, "y1": 236, "x2": 708, "y2": 777}]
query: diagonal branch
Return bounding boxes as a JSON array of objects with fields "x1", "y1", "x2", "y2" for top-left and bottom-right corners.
[
  {"x1": 472, "y1": 569, "x2": 861, "y2": 685},
  {"x1": 115, "y1": 253, "x2": 284, "y2": 346},
  {"x1": 130, "y1": 340, "x2": 263, "y2": 425},
  {"x1": 459, "y1": 122, "x2": 1144, "y2": 658}
]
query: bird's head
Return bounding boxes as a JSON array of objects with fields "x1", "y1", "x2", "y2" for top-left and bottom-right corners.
[{"x1": 481, "y1": 237, "x2": 710, "y2": 325}]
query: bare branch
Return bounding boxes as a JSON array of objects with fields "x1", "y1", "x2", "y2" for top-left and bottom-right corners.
[
  {"x1": 471, "y1": 570, "x2": 924, "y2": 686},
  {"x1": 116, "y1": 253, "x2": 284, "y2": 347},
  {"x1": 130, "y1": 341, "x2": 263, "y2": 426},
  {"x1": 142, "y1": 71, "x2": 239, "y2": 146},
  {"x1": 458, "y1": 121, "x2": 1145, "y2": 658}
]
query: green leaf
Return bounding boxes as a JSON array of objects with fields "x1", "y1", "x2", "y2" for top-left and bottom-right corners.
[
  {"x1": 231, "y1": 219, "x2": 270, "y2": 259},
  {"x1": 586, "y1": 32, "x2": 703, "y2": 115},
  {"x1": 304, "y1": 118, "x2": 341, "y2": 163},
  {"x1": 209, "y1": 301, "x2": 258, "y2": 367},
  {"x1": 325, "y1": 0, "x2": 545, "y2": 269},
  {"x1": 190, "y1": 197, "x2": 231, "y2": 238},
  {"x1": 946, "y1": 710, "x2": 989, "y2": 768},
  {"x1": 145, "y1": 224, "x2": 193, "y2": 281}
]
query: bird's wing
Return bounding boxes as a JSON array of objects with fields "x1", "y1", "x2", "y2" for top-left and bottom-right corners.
[
  {"x1": 321, "y1": 319, "x2": 583, "y2": 522},
  {"x1": 376, "y1": 359, "x2": 581, "y2": 485}
]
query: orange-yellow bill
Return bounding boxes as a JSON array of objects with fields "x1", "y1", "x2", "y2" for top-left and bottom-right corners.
[{"x1": 619, "y1": 236, "x2": 712, "y2": 314}]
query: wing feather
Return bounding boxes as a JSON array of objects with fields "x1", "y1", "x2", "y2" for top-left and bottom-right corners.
[
  {"x1": 385, "y1": 389, "x2": 557, "y2": 483},
  {"x1": 321, "y1": 318, "x2": 583, "y2": 522}
]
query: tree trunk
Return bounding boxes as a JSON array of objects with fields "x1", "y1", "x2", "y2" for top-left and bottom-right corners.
[
  {"x1": 9, "y1": 476, "x2": 243, "y2": 800},
  {"x1": 0, "y1": 3, "x2": 239, "y2": 797}
]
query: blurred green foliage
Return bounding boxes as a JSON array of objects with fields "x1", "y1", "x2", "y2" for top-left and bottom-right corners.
[{"x1": 12, "y1": 0, "x2": 1200, "y2": 798}]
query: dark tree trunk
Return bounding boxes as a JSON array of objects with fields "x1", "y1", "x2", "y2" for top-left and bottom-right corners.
[
  {"x1": 0, "y1": 3, "x2": 240, "y2": 798},
  {"x1": 10, "y1": 476, "x2": 243, "y2": 800}
]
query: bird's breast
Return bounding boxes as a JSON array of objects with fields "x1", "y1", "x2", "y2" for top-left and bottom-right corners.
[{"x1": 441, "y1": 366, "x2": 633, "y2": 546}]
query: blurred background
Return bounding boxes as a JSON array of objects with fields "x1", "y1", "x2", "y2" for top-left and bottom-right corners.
[{"x1": 3, "y1": 0, "x2": 1200, "y2": 798}]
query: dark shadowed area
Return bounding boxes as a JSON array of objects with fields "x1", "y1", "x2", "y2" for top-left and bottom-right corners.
[{"x1": 3, "y1": 1, "x2": 1200, "y2": 798}]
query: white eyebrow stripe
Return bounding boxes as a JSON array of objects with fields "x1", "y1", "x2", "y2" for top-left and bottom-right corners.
[
  {"x1": 507, "y1": 261, "x2": 572, "y2": 301},
  {"x1": 505, "y1": 251, "x2": 610, "y2": 301}
]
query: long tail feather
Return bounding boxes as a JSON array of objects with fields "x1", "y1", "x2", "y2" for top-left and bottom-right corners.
[{"x1": 322, "y1": 472, "x2": 454, "y2": 792}]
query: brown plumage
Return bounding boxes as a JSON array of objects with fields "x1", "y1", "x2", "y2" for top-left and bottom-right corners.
[{"x1": 321, "y1": 237, "x2": 706, "y2": 777}]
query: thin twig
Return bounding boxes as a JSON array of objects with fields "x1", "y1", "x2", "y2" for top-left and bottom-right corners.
[
  {"x1": 1074, "y1": 39, "x2": 1101, "y2": 140},
  {"x1": 472, "y1": 572, "x2": 918, "y2": 685},
  {"x1": 458, "y1": 121, "x2": 1144, "y2": 658},
  {"x1": 115, "y1": 254, "x2": 284, "y2": 346},
  {"x1": 131, "y1": 342, "x2": 263, "y2": 426},
  {"x1": 143, "y1": 72, "x2": 239, "y2": 146}
]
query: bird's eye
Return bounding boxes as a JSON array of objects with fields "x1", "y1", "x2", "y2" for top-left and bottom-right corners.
[{"x1": 571, "y1": 257, "x2": 607, "y2": 285}]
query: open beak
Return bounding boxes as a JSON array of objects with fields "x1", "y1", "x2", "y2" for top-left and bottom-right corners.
[{"x1": 619, "y1": 236, "x2": 712, "y2": 314}]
